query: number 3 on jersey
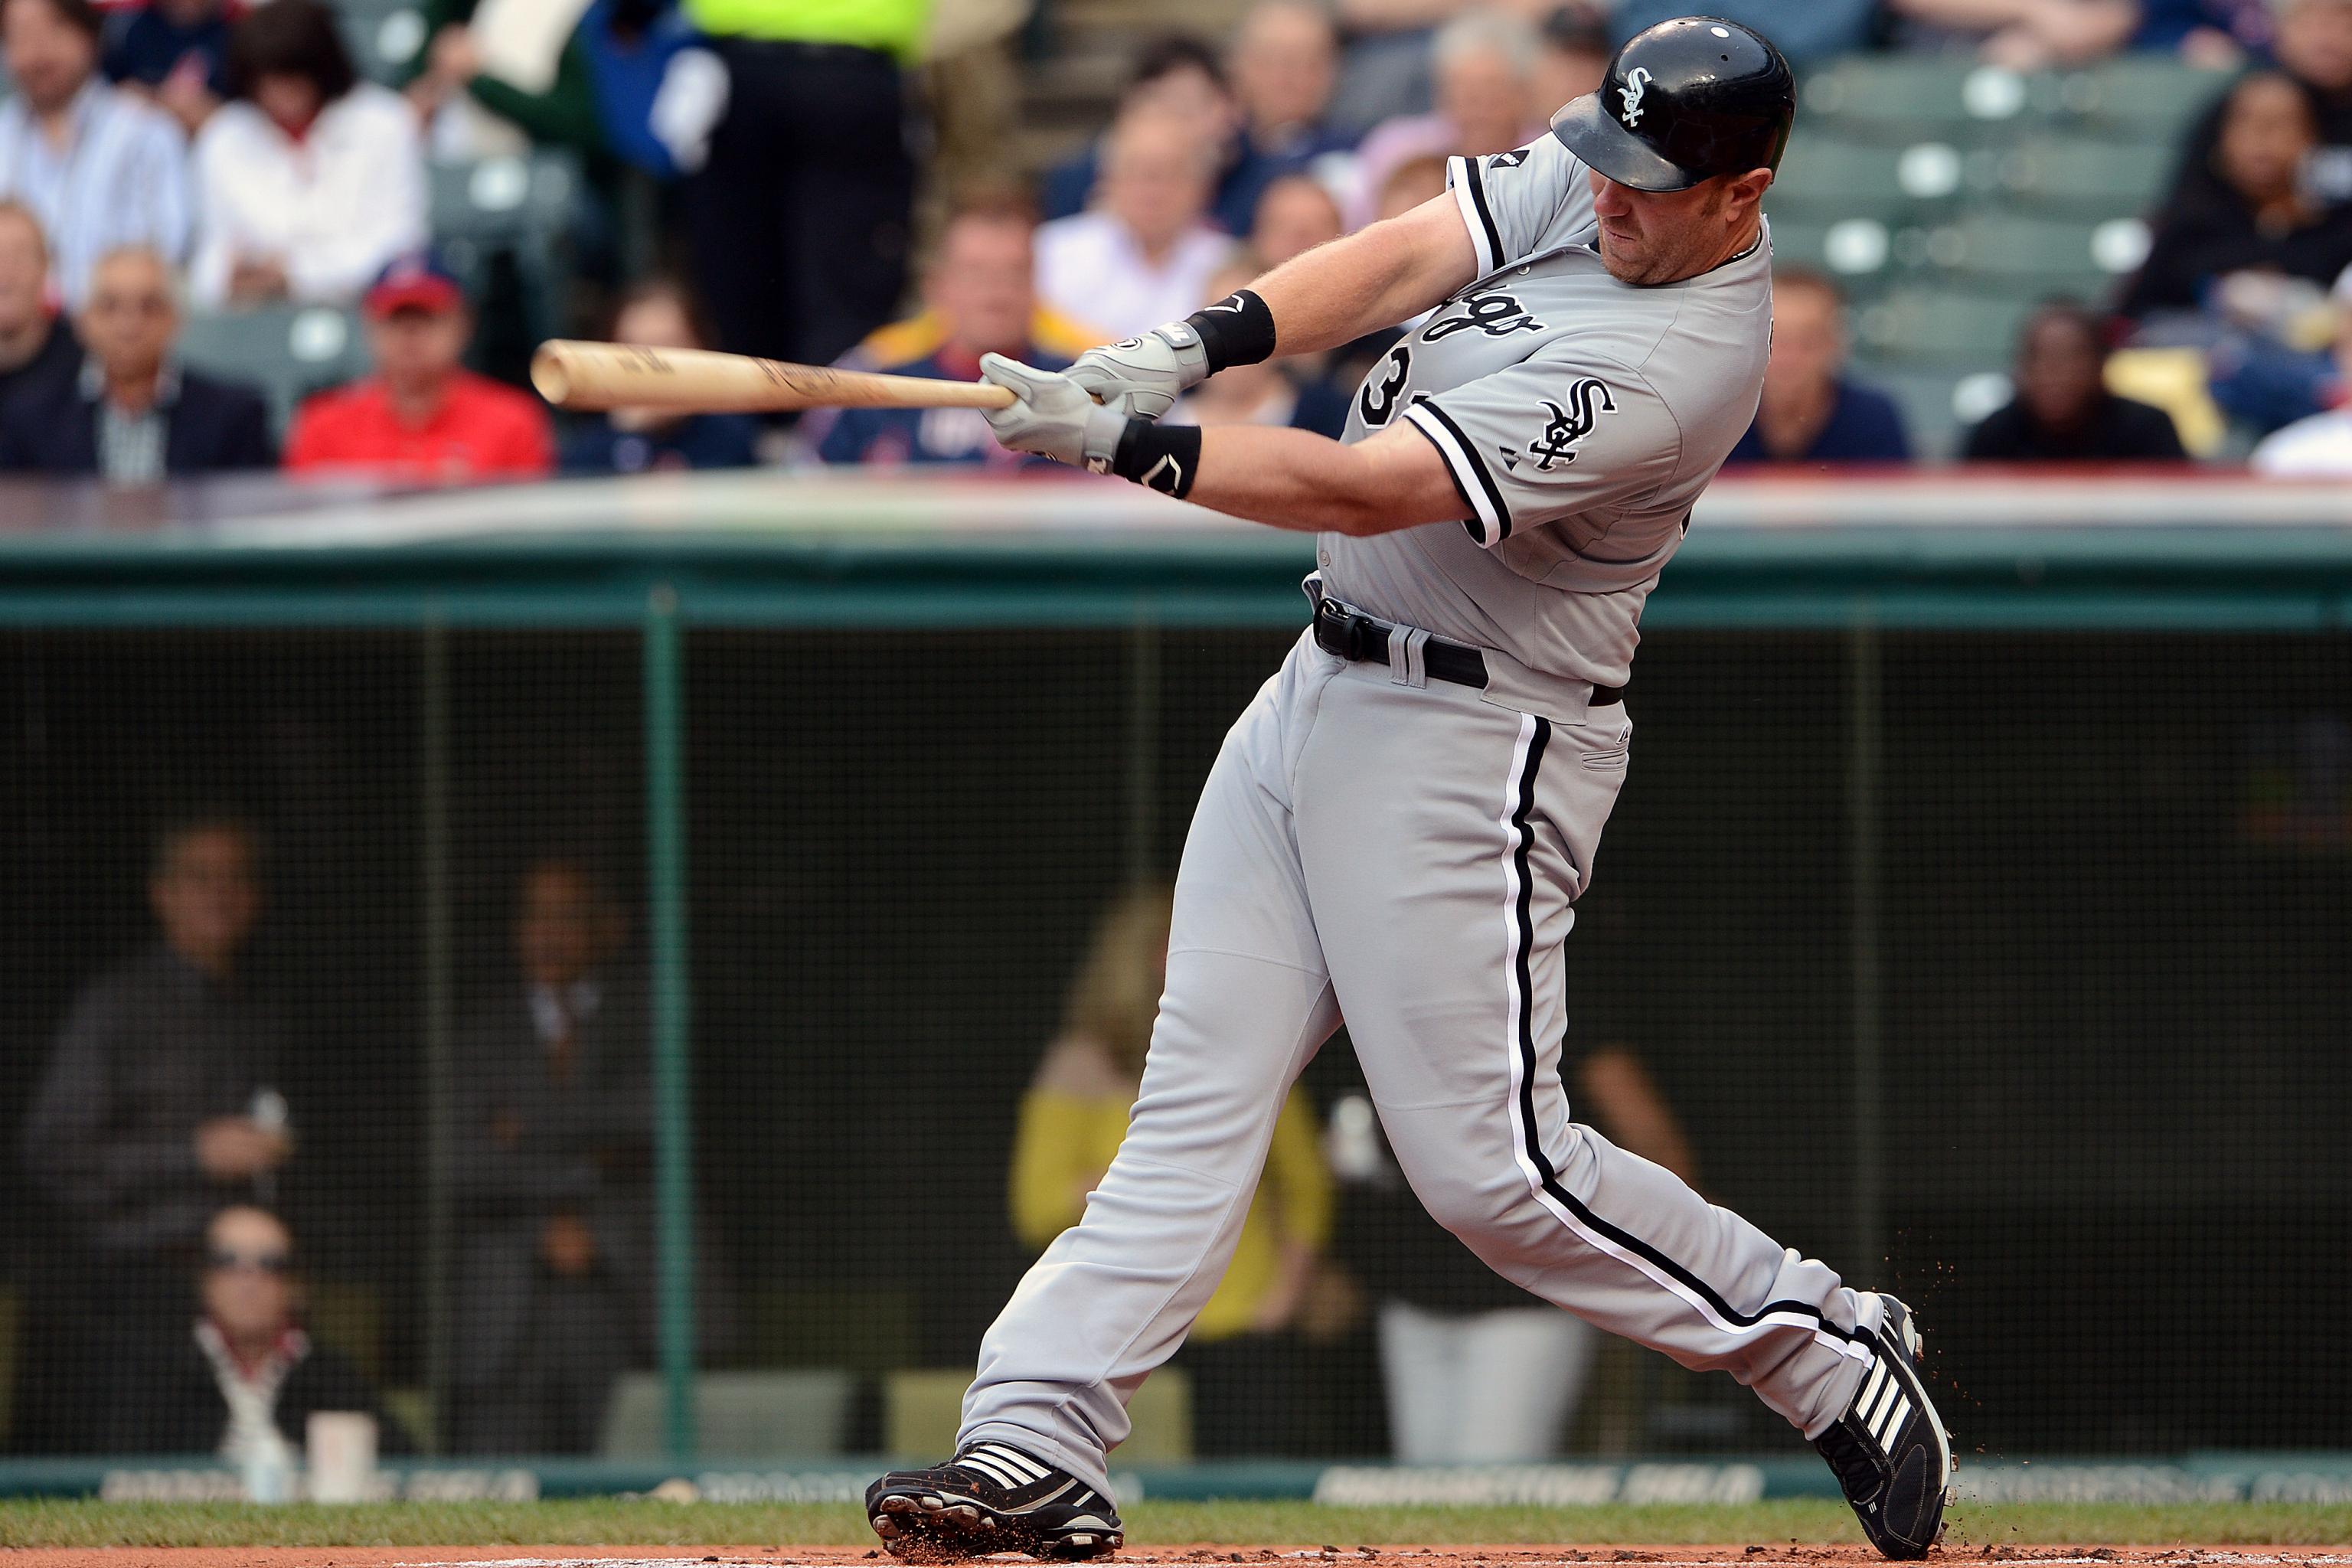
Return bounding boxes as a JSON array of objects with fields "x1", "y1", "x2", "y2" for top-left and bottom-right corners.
[{"x1": 1358, "y1": 343, "x2": 1411, "y2": 426}]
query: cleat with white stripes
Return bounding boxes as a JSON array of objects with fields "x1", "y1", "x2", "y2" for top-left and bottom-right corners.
[
  {"x1": 1815, "y1": 1293, "x2": 1955, "y2": 1560},
  {"x1": 865, "y1": 1441, "x2": 1124, "y2": 1560}
]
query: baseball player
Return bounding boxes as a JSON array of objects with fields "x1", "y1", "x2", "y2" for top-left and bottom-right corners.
[{"x1": 868, "y1": 18, "x2": 1952, "y2": 1562}]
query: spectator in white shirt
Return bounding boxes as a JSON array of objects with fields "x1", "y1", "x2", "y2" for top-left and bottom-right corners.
[
  {"x1": 188, "y1": 0, "x2": 426, "y2": 310},
  {"x1": 1034, "y1": 107, "x2": 1236, "y2": 342},
  {"x1": 0, "y1": 0, "x2": 191, "y2": 308},
  {"x1": 2251, "y1": 290, "x2": 2352, "y2": 475}
]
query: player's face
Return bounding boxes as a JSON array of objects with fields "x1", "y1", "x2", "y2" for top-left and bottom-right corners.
[{"x1": 1589, "y1": 170, "x2": 1752, "y2": 286}]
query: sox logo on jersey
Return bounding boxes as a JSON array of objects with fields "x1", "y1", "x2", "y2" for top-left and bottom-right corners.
[{"x1": 1520, "y1": 378, "x2": 1616, "y2": 471}]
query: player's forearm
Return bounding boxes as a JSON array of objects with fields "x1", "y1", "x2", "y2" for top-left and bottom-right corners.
[
  {"x1": 1250, "y1": 197, "x2": 1478, "y2": 359},
  {"x1": 1178, "y1": 425, "x2": 1447, "y2": 536}
]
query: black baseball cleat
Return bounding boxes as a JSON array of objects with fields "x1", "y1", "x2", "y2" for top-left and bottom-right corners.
[
  {"x1": 1815, "y1": 1294, "x2": 1955, "y2": 1560},
  {"x1": 866, "y1": 1441, "x2": 1124, "y2": 1560}
]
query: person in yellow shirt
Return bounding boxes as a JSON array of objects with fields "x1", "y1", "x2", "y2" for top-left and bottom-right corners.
[{"x1": 1008, "y1": 883, "x2": 1332, "y2": 1456}]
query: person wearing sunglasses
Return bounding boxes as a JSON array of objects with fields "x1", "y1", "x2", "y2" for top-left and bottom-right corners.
[{"x1": 113, "y1": 1204, "x2": 410, "y2": 1459}]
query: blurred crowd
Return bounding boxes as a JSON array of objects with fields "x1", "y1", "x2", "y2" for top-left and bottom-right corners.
[
  {"x1": 15, "y1": 821, "x2": 1694, "y2": 1463},
  {"x1": 0, "y1": 0, "x2": 2344, "y2": 485}
]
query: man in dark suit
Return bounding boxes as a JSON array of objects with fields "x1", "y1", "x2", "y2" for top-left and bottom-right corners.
[
  {"x1": 0, "y1": 243, "x2": 274, "y2": 481},
  {"x1": 447, "y1": 855, "x2": 652, "y2": 1455},
  {"x1": 18, "y1": 811, "x2": 294, "y2": 1451}
]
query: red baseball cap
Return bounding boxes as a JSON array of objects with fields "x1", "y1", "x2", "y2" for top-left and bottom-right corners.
[{"x1": 364, "y1": 252, "x2": 466, "y2": 318}]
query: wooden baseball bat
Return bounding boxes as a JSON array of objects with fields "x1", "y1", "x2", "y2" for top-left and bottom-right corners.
[{"x1": 529, "y1": 339, "x2": 1020, "y2": 414}]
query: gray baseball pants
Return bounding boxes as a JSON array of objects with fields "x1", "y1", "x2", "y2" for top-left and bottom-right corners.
[{"x1": 961, "y1": 629, "x2": 1878, "y2": 1491}]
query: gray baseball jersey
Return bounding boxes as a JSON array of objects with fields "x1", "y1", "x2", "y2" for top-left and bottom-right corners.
[
  {"x1": 1318, "y1": 132, "x2": 1772, "y2": 700},
  {"x1": 957, "y1": 131, "x2": 1883, "y2": 1495}
]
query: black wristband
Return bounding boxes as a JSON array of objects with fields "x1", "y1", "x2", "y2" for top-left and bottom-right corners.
[
  {"x1": 1184, "y1": 289, "x2": 1278, "y2": 374},
  {"x1": 1111, "y1": 419, "x2": 1202, "y2": 498}
]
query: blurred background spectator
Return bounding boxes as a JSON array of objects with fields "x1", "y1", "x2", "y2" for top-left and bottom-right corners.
[
  {"x1": 1531, "y1": 8, "x2": 1612, "y2": 113},
  {"x1": 1248, "y1": 172, "x2": 1345, "y2": 267},
  {"x1": 2168, "y1": 0, "x2": 2352, "y2": 198},
  {"x1": 1169, "y1": 256, "x2": 1351, "y2": 437},
  {"x1": 102, "y1": 0, "x2": 232, "y2": 136},
  {"x1": 1370, "y1": 150, "x2": 1448, "y2": 223},
  {"x1": 0, "y1": 0, "x2": 191, "y2": 309},
  {"x1": 812, "y1": 193, "x2": 1083, "y2": 469},
  {"x1": 1008, "y1": 884, "x2": 1332, "y2": 1458},
  {"x1": 1328, "y1": 0, "x2": 1468, "y2": 136},
  {"x1": 116, "y1": 1204, "x2": 411, "y2": 1459},
  {"x1": 558, "y1": 275, "x2": 757, "y2": 472},
  {"x1": 1223, "y1": 2, "x2": 1354, "y2": 232},
  {"x1": 2123, "y1": 70, "x2": 2352, "y2": 322},
  {"x1": 0, "y1": 244, "x2": 273, "y2": 480},
  {"x1": 18, "y1": 812, "x2": 292, "y2": 1453},
  {"x1": 2250, "y1": 272, "x2": 2352, "y2": 469},
  {"x1": 1611, "y1": 0, "x2": 1875, "y2": 66},
  {"x1": 1888, "y1": 0, "x2": 2144, "y2": 70},
  {"x1": 0, "y1": 201, "x2": 80, "y2": 407},
  {"x1": 188, "y1": 0, "x2": 425, "y2": 311},
  {"x1": 678, "y1": 0, "x2": 919, "y2": 368},
  {"x1": 283, "y1": 253, "x2": 554, "y2": 482},
  {"x1": 1040, "y1": 37, "x2": 1241, "y2": 227},
  {"x1": 1349, "y1": 11, "x2": 1543, "y2": 229},
  {"x1": 1036, "y1": 107, "x2": 1233, "y2": 341},
  {"x1": 1728, "y1": 270, "x2": 1913, "y2": 466},
  {"x1": 1965, "y1": 301, "x2": 2190, "y2": 459},
  {"x1": 449, "y1": 855, "x2": 649, "y2": 1455}
]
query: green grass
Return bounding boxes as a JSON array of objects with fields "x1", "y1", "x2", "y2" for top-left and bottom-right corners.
[{"x1": 0, "y1": 1500, "x2": 2347, "y2": 1550}]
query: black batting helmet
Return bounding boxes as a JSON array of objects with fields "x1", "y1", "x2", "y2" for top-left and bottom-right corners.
[{"x1": 1550, "y1": 16, "x2": 1794, "y2": 194}]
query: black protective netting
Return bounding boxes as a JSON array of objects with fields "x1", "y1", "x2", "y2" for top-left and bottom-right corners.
[{"x1": 2, "y1": 626, "x2": 2347, "y2": 1463}]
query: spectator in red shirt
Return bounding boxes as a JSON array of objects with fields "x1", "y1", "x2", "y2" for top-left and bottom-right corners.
[{"x1": 283, "y1": 252, "x2": 552, "y2": 484}]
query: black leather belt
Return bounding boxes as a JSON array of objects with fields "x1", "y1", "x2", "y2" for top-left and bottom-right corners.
[{"x1": 1312, "y1": 596, "x2": 1622, "y2": 706}]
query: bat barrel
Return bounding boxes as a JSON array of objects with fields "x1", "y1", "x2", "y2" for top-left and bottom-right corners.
[{"x1": 530, "y1": 339, "x2": 1020, "y2": 414}]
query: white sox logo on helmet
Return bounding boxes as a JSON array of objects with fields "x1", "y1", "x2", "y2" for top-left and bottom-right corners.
[
  {"x1": 1523, "y1": 378, "x2": 1615, "y2": 471},
  {"x1": 1618, "y1": 66, "x2": 1655, "y2": 126}
]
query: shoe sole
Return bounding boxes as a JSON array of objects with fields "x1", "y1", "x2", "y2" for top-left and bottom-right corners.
[{"x1": 870, "y1": 1488, "x2": 1123, "y2": 1562}]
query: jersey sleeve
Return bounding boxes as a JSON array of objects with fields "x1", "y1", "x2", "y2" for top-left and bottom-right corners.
[
  {"x1": 1447, "y1": 132, "x2": 1597, "y2": 277},
  {"x1": 1400, "y1": 346, "x2": 1681, "y2": 548}
]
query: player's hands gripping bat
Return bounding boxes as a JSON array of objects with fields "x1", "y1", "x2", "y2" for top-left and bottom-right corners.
[
  {"x1": 530, "y1": 339, "x2": 1021, "y2": 415},
  {"x1": 978, "y1": 354, "x2": 1131, "y2": 470},
  {"x1": 1063, "y1": 322, "x2": 1210, "y2": 420}
]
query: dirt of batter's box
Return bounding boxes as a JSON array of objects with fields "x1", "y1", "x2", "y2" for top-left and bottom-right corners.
[{"x1": 7, "y1": 1545, "x2": 2351, "y2": 1568}]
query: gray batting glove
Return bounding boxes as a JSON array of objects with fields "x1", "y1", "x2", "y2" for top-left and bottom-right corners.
[
  {"x1": 1064, "y1": 322, "x2": 1210, "y2": 420},
  {"x1": 980, "y1": 353, "x2": 1130, "y2": 471}
]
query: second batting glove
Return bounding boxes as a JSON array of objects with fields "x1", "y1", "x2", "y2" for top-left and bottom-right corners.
[
  {"x1": 1064, "y1": 323, "x2": 1210, "y2": 420},
  {"x1": 979, "y1": 354, "x2": 1129, "y2": 470}
]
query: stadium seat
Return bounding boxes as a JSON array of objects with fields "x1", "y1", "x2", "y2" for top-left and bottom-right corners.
[
  {"x1": 599, "y1": 1369, "x2": 855, "y2": 1459},
  {"x1": 1993, "y1": 136, "x2": 2175, "y2": 219},
  {"x1": 1766, "y1": 216, "x2": 1908, "y2": 297},
  {"x1": 430, "y1": 152, "x2": 582, "y2": 346},
  {"x1": 176, "y1": 304, "x2": 370, "y2": 431},
  {"x1": 1769, "y1": 135, "x2": 1971, "y2": 224},
  {"x1": 1800, "y1": 57, "x2": 2037, "y2": 145},
  {"x1": 340, "y1": 6, "x2": 427, "y2": 86},
  {"x1": 1855, "y1": 287, "x2": 2038, "y2": 368},
  {"x1": 1919, "y1": 210, "x2": 2126, "y2": 300},
  {"x1": 2055, "y1": 55, "x2": 2234, "y2": 139},
  {"x1": 1856, "y1": 364, "x2": 2011, "y2": 460},
  {"x1": 882, "y1": 1367, "x2": 1194, "y2": 1465}
]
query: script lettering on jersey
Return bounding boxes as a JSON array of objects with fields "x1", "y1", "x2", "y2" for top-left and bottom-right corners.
[
  {"x1": 1425, "y1": 292, "x2": 1544, "y2": 341},
  {"x1": 1521, "y1": 378, "x2": 1617, "y2": 471},
  {"x1": 1357, "y1": 343, "x2": 1411, "y2": 426}
]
